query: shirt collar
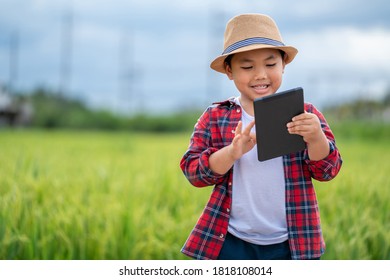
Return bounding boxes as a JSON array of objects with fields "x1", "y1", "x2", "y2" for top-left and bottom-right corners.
[{"x1": 212, "y1": 96, "x2": 240, "y2": 108}]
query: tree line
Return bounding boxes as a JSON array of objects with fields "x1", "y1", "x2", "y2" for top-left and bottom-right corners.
[{"x1": 2, "y1": 87, "x2": 389, "y2": 135}]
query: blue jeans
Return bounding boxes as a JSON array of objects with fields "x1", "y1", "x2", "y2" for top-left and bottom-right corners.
[{"x1": 217, "y1": 232, "x2": 292, "y2": 260}]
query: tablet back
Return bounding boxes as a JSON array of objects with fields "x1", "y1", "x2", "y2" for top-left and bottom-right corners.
[{"x1": 254, "y1": 87, "x2": 305, "y2": 161}]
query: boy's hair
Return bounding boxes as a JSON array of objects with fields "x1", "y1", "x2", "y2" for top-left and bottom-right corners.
[{"x1": 224, "y1": 50, "x2": 286, "y2": 68}]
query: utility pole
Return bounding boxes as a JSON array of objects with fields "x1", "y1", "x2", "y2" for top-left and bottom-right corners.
[
  {"x1": 59, "y1": 7, "x2": 73, "y2": 95},
  {"x1": 207, "y1": 10, "x2": 225, "y2": 104},
  {"x1": 118, "y1": 30, "x2": 135, "y2": 115},
  {"x1": 9, "y1": 29, "x2": 19, "y2": 94}
]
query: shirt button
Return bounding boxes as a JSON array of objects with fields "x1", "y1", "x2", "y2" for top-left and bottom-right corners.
[
  {"x1": 231, "y1": 129, "x2": 235, "y2": 134},
  {"x1": 227, "y1": 208, "x2": 230, "y2": 213},
  {"x1": 236, "y1": 109, "x2": 241, "y2": 113},
  {"x1": 219, "y1": 234, "x2": 224, "y2": 239}
]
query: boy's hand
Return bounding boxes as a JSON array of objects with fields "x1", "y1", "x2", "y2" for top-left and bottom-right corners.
[
  {"x1": 287, "y1": 112, "x2": 330, "y2": 160},
  {"x1": 286, "y1": 112, "x2": 323, "y2": 144},
  {"x1": 228, "y1": 120, "x2": 257, "y2": 161},
  {"x1": 209, "y1": 120, "x2": 256, "y2": 175}
]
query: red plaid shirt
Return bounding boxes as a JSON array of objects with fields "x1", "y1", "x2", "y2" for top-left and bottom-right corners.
[{"x1": 180, "y1": 98, "x2": 342, "y2": 260}]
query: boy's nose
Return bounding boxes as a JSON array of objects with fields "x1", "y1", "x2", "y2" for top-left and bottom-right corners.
[{"x1": 254, "y1": 68, "x2": 267, "y2": 80}]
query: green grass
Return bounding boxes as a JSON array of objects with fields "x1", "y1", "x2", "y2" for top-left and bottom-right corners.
[
  {"x1": 316, "y1": 137, "x2": 390, "y2": 259},
  {"x1": 0, "y1": 128, "x2": 389, "y2": 259}
]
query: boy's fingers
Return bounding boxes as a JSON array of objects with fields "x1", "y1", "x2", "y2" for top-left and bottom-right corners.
[
  {"x1": 250, "y1": 132, "x2": 257, "y2": 143},
  {"x1": 232, "y1": 134, "x2": 241, "y2": 145},
  {"x1": 235, "y1": 121, "x2": 242, "y2": 136},
  {"x1": 292, "y1": 112, "x2": 310, "y2": 122},
  {"x1": 243, "y1": 120, "x2": 255, "y2": 135},
  {"x1": 292, "y1": 111, "x2": 316, "y2": 122}
]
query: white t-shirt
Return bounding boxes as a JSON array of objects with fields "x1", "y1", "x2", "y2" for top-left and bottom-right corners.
[{"x1": 228, "y1": 97, "x2": 288, "y2": 245}]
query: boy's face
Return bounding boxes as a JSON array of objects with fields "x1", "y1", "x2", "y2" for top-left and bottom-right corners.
[{"x1": 225, "y1": 48, "x2": 285, "y2": 104}]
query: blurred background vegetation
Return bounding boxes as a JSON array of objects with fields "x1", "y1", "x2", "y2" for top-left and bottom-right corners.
[
  {"x1": 2, "y1": 86, "x2": 390, "y2": 136},
  {"x1": 1, "y1": 87, "x2": 202, "y2": 132}
]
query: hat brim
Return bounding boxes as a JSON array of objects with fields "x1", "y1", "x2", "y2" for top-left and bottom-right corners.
[{"x1": 210, "y1": 44, "x2": 298, "y2": 73}]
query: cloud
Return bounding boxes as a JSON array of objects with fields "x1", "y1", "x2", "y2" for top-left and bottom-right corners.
[
  {"x1": 280, "y1": 26, "x2": 390, "y2": 105},
  {"x1": 290, "y1": 26, "x2": 390, "y2": 73}
]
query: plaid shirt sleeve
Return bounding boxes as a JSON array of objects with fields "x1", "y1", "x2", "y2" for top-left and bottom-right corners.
[
  {"x1": 303, "y1": 103, "x2": 342, "y2": 181},
  {"x1": 180, "y1": 104, "x2": 236, "y2": 187}
]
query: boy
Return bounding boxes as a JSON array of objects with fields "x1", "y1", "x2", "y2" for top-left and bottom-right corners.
[{"x1": 180, "y1": 14, "x2": 342, "y2": 260}]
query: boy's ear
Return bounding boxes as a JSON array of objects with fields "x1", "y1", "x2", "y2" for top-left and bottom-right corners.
[
  {"x1": 225, "y1": 63, "x2": 234, "y2": 80},
  {"x1": 283, "y1": 55, "x2": 287, "y2": 68}
]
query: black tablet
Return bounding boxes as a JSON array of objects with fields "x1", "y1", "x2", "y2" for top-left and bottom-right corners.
[{"x1": 254, "y1": 87, "x2": 306, "y2": 161}]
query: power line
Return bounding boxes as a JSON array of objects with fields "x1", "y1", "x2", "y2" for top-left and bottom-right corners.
[{"x1": 59, "y1": 7, "x2": 74, "y2": 95}]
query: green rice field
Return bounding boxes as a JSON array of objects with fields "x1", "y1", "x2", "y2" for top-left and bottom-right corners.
[{"x1": 0, "y1": 128, "x2": 389, "y2": 259}]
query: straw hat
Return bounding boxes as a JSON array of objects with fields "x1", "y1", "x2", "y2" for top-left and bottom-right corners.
[{"x1": 210, "y1": 14, "x2": 298, "y2": 73}]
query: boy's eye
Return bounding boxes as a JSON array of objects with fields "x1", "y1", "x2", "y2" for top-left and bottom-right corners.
[
  {"x1": 241, "y1": 66, "x2": 253, "y2": 70},
  {"x1": 266, "y1": 63, "x2": 277, "y2": 67}
]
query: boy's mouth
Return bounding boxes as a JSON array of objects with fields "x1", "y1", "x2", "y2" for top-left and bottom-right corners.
[
  {"x1": 251, "y1": 84, "x2": 270, "y2": 94},
  {"x1": 252, "y1": 84, "x2": 268, "y2": 89}
]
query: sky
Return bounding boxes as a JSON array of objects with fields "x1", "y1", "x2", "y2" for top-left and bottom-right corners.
[{"x1": 1, "y1": 0, "x2": 390, "y2": 114}]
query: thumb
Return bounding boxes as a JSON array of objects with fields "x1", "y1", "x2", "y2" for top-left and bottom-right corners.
[{"x1": 232, "y1": 134, "x2": 241, "y2": 145}]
